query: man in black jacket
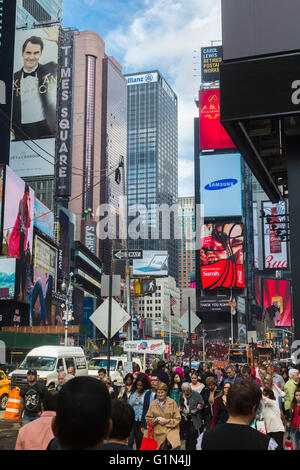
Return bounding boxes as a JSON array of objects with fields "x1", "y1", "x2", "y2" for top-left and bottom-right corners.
[
  {"x1": 197, "y1": 379, "x2": 280, "y2": 450},
  {"x1": 12, "y1": 31, "x2": 58, "y2": 141}
]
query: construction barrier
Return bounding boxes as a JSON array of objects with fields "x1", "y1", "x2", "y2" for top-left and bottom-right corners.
[{"x1": 4, "y1": 388, "x2": 21, "y2": 420}]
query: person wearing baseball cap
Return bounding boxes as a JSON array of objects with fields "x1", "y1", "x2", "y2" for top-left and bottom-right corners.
[{"x1": 18, "y1": 369, "x2": 48, "y2": 426}]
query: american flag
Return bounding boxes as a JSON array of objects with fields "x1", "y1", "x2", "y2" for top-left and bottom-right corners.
[{"x1": 170, "y1": 295, "x2": 177, "y2": 306}]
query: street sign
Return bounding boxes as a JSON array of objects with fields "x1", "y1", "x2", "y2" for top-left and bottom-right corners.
[
  {"x1": 179, "y1": 311, "x2": 201, "y2": 332},
  {"x1": 101, "y1": 275, "x2": 121, "y2": 297},
  {"x1": 89, "y1": 299, "x2": 130, "y2": 339},
  {"x1": 113, "y1": 249, "x2": 143, "y2": 260}
]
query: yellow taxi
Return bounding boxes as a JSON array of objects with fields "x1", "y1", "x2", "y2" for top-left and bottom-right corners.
[{"x1": 0, "y1": 370, "x2": 11, "y2": 410}]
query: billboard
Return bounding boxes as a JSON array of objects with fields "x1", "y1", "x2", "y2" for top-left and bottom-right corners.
[
  {"x1": 199, "y1": 88, "x2": 235, "y2": 151},
  {"x1": 81, "y1": 219, "x2": 97, "y2": 255},
  {"x1": 2, "y1": 166, "x2": 34, "y2": 302},
  {"x1": 200, "y1": 153, "x2": 242, "y2": 217},
  {"x1": 32, "y1": 236, "x2": 57, "y2": 326},
  {"x1": 56, "y1": 30, "x2": 74, "y2": 197},
  {"x1": 34, "y1": 197, "x2": 54, "y2": 238},
  {"x1": 10, "y1": 26, "x2": 59, "y2": 176},
  {"x1": 0, "y1": 257, "x2": 16, "y2": 299},
  {"x1": 0, "y1": 0, "x2": 17, "y2": 166},
  {"x1": 58, "y1": 209, "x2": 70, "y2": 279},
  {"x1": 263, "y1": 279, "x2": 292, "y2": 327},
  {"x1": 263, "y1": 201, "x2": 288, "y2": 269},
  {"x1": 132, "y1": 251, "x2": 168, "y2": 277},
  {"x1": 200, "y1": 223, "x2": 245, "y2": 289},
  {"x1": 201, "y1": 46, "x2": 223, "y2": 83}
]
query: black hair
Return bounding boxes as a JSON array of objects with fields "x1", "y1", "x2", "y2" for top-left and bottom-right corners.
[
  {"x1": 98, "y1": 368, "x2": 106, "y2": 374},
  {"x1": 132, "y1": 373, "x2": 150, "y2": 393},
  {"x1": 22, "y1": 36, "x2": 44, "y2": 54},
  {"x1": 55, "y1": 376, "x2": 111, "y2": 450},
  {"x1": 124, "y1": 373, "x2": 133, "y2": 383},
  {"x1": 263, "y1": 388, "x2": 275, "y2": 400},
  {"x1": 43, "y1": 391, "x2": 58, "y2": 411},
  {"x1": 169, "y1": 371, "x2": 182, "y2": 393},
  {"x1": 109, "y1": 400, "x2": 134, "y2": 440}
]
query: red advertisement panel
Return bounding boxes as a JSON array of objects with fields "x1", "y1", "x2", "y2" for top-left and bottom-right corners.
[
  {"x1": 200, "y1": 223, "x2": 245, "y2": 289},
  {"x1": 262, "y1": 279, "x2": 292, "y2": 327},
  {"x1": 199, "y1": 88, "x2": 235, "y2": 150}
]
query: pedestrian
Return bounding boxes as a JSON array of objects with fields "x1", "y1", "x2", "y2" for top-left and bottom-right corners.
[
  {"x1": 241, "y1": 364, "x2": 261, "y2": 388},
  {"x1": 67, "y1": 366, "x2": 76, "y2": 377},
  {"x1": 224, "y1": 364, "x2": 242, "y2": 385},
  {"x1": 200, "y1": 363, "x2": 215, "y2": 385},
  {"x1": 257, "y1": 366, "x2": 267, "y2": 385},
  {"x1": 103, "y1": 376, "x2": 116, "y2": 398},
  {"x1": 145, "y1": 382, "x2": 181, "y2": 450},
  {"x1": 18, "y1": 369, "x2": 48, "y2": 426},
  {"x1": 201, "y1": 376, "x2": 220, "y2": 430},
  {"x1": 168, "y1": 372, "x2": 182, "y2": 406},
  {"x1": 97, "y1": 368, "x2": 107, "y2": 381},
  {"x1": 267, "y1": 364, "x2": 285, "y2": 390},
  {"x1": 15, "y1": 391, "x2": 58, "y2": 450},
  {"x1": 261, "y1": 388, "x2": 285, "y2": 449},
  {"x1": 211, "y1": 382, "x2": 231, "y2": 428},
  {"x1": 118, "y1": 373, "x2": 134, "y2": 402},
  {"x1": 190, "y1": 372, "x2": 205, "y2": 394},
  {"x1": 48, "y1": 376, "x2": 112, "y2": 450},
  {"x1": 284, "y1": 369, "x2": 300, "y2": 413},
  {"x1": 102, "y1": 399, "x2": 135, "y2": 450},
  {"x1": 263, "y1": 375, "x2": 285, "y2": 412},
  {"x1": 129, "y1": 373, "x2": 150, "y2": 449},
  {"x1": 55, "y1": 371, "x2": 67, "y2": 392},
  {"x1": 197, "y1": 379, "x2": 279, "y2": 450},
  {"x1": 183, "y1": 366, "x2": 191, "y2": 383},
  {"x1": 289, "y1": 388, "x2": 300, "y2": 450},
  {"x1": 152, "y1": 360, "x2": 170, "y2": 385},
  {"x1": 179, "y1": 382, "x2": 204, "y2": 450},
  {"x1": 140, "y1": 373, "x2": 161, "y2": 434}
]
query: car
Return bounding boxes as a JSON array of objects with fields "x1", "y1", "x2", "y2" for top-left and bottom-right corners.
[
  {"x1": 88, "y1": 356, "x2": 143, "y2": 383},
  {"x1": 0, "y1": 370, "x2": 11, "y2": 410}
]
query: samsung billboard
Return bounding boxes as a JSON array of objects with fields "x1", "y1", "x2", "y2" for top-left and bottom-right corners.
[{"x1": 200, "y1": 153, "x2": 242, "y2": 218}]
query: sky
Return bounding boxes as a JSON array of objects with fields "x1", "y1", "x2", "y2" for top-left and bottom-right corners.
[{"x1": 63, "y1": 0, "x2": 222, "y2": 197}]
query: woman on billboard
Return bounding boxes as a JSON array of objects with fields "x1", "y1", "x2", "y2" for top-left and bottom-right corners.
[{"x1": 9, "y1": 183, "x2": 31, "y2": 301}]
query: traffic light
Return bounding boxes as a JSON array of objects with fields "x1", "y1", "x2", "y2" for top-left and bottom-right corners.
[{"x1": 132, "y1": 278, "x2": 156, "y2": 296}]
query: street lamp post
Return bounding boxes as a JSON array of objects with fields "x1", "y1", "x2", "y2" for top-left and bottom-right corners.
[{"x1": 61, "y1": 273, "x2": 74, "y2": 346}]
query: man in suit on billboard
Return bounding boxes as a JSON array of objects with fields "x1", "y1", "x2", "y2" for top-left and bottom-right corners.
[{"x1": 12, "y1": 28, "x2": 58, "y2": 141}]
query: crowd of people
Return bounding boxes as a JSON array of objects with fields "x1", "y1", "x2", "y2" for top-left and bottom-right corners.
[{"x1": 13, "y1": 358, "x2": 300, "y2": 451}]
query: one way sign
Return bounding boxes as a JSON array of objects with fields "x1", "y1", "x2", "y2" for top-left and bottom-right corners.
[{"x1": 113, "y1": 249, "x2": 143, "y2": 260}]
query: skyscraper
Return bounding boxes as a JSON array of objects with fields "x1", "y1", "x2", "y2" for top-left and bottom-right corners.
[
  {"x1": 125, "y1": 71, "x2": 178, "y2": 281},
  {"x1": 178, "y1": 197, "x2": 196, "y2": 315},
  {"x1": 16, "y1": 0, "x2": 63, "y2": 27}
]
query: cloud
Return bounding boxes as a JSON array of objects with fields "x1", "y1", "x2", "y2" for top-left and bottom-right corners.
[{"x1": 106, "y1": 0, "x2": 221, "y2": 197}]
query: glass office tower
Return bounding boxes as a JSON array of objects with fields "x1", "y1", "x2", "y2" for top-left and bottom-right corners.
[
  {"x1": 16, "y1": 0, "x2": 63, "y2": 27},
  {"x1": 125, "y1": 71, "x2": 178, "y2": 281}
]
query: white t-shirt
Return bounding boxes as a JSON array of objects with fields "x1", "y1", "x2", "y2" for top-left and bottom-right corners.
[{"x1": 20, "y1": 69, "x2": 45, "y2": 124}]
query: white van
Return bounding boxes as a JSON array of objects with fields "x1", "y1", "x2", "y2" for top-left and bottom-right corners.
[
  {"x1": 88, "y1": 356, "x2": 143, "y2": 383},
  {"x1": 10, "y1": 346, "x2": 88, "y2": 389}
]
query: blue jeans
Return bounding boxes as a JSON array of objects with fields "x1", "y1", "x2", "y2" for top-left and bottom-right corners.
[
  {"x1": 291, "y1": 429, "x2": 299, "y2": 450},
  {"x1": 22, "y1": 413, "x2": 40, "y2": 427}
]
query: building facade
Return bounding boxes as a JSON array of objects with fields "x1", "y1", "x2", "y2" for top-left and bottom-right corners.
[
  {"x1": 125, "y1": 71, "x2": 178, "y2": 281},
  {"x1": 178, "y1": 197, "x2": 196, "y2": 316},
  {"x1": 16, "y1": 0, "x2": 63, "y2": 27}
]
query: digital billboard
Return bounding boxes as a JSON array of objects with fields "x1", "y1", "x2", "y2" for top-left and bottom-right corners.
[
  {"x1": 263, "y1": 201, "x2": 288, "y2": 269},
  {"x1": 0, "y1": 257, "x2": 16, "y2": 299},
  {"x1": 34, "y1": 197, "x2": 54, "y2": 239},
  {"x1": 263, "y1": 279, "x2": 292, "y2": 327},
  {"x1": 199, "y1": 88, "x2": 235, "y2": 151},
  {"x1": 133, "y1": 251, "x2": 168, "y2": 277},
  {"x1": 2, "y1": 166, "x2": 34, "y2": 302},
  {"x1": 10, "y1": 26, "x2": 59, "y2": 177},
  {"x1": 200, "y1": 153, "x2": 242, "y2": 217},
  {"x1": 201, "y1": 46, "x2": 223, "y2": 83},
  {"x1": 200, "y1": 223, "x2": 245, "y2": 289},
  {"x1": 32, "y1": 236, "x2": 57, "y2": 326}
]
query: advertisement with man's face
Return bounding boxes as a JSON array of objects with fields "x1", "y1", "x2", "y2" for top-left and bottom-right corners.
[
  {"x1": 200, "y1": 223, "x2": 245, "y2": 289},
  {"x1": 263, "y1": 279, "x2": 292, "y2": 327},
  {"x1": 10, "y1": 27, "x2": 59, "y2": 177}
]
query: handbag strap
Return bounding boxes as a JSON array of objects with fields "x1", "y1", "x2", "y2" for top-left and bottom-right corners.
[{"x1": 147, "y1": 420, "x2": 154, "y2": 439}]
